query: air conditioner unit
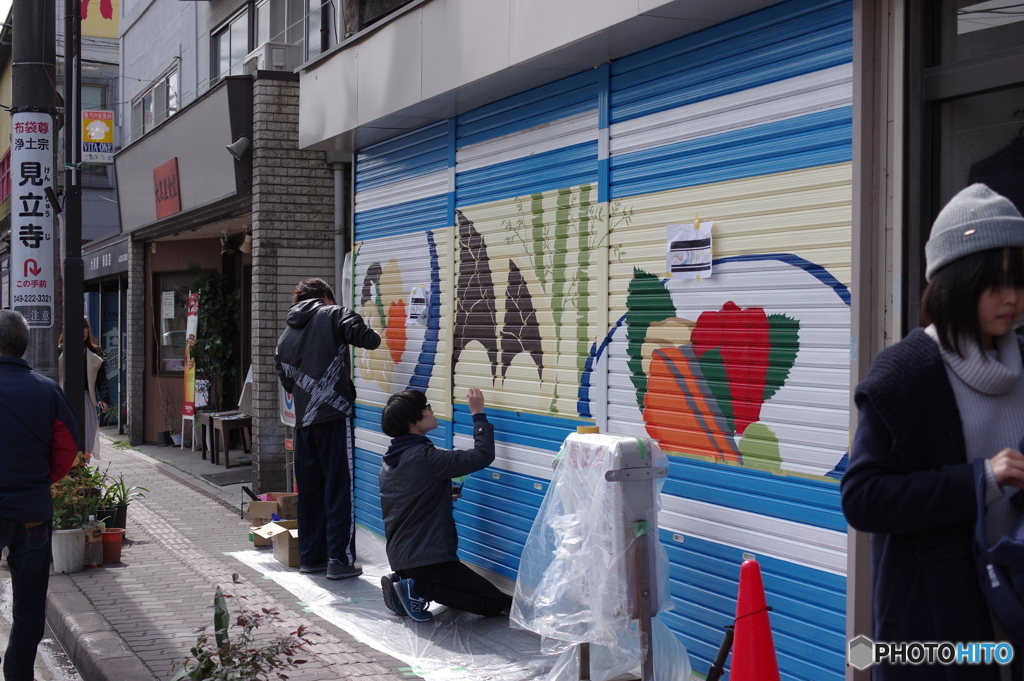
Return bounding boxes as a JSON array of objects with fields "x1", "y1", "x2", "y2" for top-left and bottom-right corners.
[{"x1": 242, "y1": 42, "x2": 303, "y2": 75}]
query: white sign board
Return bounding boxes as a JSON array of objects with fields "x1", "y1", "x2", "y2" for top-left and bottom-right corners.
[
  {"x1": 162, "y1": 291, "x2": 176, "y2": 319},
  {"x1": 280, "y1": 385, "x2": 296, "y2": 427},
  {"x1": 667, "y1": 220, "x2": 714, "y2": 281},
  {"x1": 11, "y1": 112, "x2": 55, "y2": 328}
]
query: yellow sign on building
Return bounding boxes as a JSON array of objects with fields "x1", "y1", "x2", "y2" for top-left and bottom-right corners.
[
  {"x1": 82, "y1": 110, "x2": 114, "y2": 163},
  {"x1": 82, "y1": 0, "x2": 119, "y2": 39}
]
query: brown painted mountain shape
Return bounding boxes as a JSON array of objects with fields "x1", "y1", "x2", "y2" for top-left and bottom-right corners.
[{"x1": 501, "y1": 259, "x2": 543, "y2": 381}]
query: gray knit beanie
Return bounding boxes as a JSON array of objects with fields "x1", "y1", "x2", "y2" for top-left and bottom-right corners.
[{"x1": 926, "y1": 184, "x2": 1024, "y2": 280}]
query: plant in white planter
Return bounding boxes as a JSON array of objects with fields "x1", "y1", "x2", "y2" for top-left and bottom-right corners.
[{"x1": 51, "y1": 456, "x2": 103, "y2": 573}]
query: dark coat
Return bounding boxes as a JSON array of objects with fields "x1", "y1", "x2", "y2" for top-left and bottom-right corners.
[
  {"x1": 379, "y1": 415, "x2": 494, "y2": 571},
  {"x1": 0, "y1": 356, "x2": 80, "y2": 521},
  {"x1": 841, "y1": 328, "x2": 1024, "y2": 681},
  {"x1": 275, "y1": 299, "x2": 380, "y2": 429}
]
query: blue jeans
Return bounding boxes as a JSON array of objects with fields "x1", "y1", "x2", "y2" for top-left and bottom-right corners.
[
  {"x1": 294, "y1": 418, "x2": 356, "y2": 567},
  {"x1": 0, "y1": 518, "x2": 51, "y2": 681}
]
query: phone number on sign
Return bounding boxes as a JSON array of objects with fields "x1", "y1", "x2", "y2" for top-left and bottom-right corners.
[{"x1": 13, "y1": 294, "x2": 52, "y2": 304}]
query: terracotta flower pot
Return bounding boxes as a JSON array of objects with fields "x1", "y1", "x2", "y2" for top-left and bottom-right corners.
[{"x1": 102, "y1": 528, "x2": 126, "y2": 563}]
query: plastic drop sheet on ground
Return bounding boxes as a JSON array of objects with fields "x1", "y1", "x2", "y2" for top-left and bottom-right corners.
[
  {"x1": 510, "y1": 433, "x2": 691, "y2": 680},
  {"x1": 229, "y1": 533, "x2": 567, "y2": 681}
]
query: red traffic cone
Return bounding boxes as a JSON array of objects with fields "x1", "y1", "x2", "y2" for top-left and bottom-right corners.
[{"x1": 730, "y1": 559, "x2": 781, "y2": 680}]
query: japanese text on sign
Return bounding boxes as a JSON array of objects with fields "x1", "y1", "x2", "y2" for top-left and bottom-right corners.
[{"x1": 11, "y1": 112, "x2": 55, "y2": 328}]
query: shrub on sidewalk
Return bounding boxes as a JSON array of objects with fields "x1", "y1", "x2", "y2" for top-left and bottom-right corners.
[
  {"x1": 172, "y1": 586, "x2": 316, "y2": 680},
  {"x1": 52, "y1": 456, "x2": 104, "y2": 529}
]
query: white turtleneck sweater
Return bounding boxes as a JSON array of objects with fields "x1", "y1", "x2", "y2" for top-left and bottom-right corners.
[{"x1": 925, "y1": 325, "x2": 1024, "y2": 546}]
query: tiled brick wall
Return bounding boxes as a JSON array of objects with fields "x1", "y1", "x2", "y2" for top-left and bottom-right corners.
[
  {"x1": 126, "y1": 240, "x2": 146, "y2": 445},
  {"x1": 250, "y1": 76, "x2": 337, "y2": 493}
]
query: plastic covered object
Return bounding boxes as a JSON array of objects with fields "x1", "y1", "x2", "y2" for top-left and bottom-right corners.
[
  {"x1": 511, "y1": 433, "x2": 674, "y2": 646},
  {"x1": 544, "y1": 616, "x2": 692, "y2": 681}
]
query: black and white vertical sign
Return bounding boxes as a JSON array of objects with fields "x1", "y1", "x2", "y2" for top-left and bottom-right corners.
[{"x1": 11, "y1": 111, "x2": 55, "y2": 327}]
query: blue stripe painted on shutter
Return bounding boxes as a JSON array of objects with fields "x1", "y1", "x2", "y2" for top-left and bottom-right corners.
[
  {"x1": 455, "y1": 141, "x2": 599, "y2": 207},
  {"x1": 354, "y1": 402, "x2": 451, "y2": 448},
  {"x1": 353, "y1": 194, "x2": 449, "y2": 241},
  {"x1": 355, "y1": 120, "x2": 450, "y2": 193},
  {"x1": 354, "y1": 447, "x2": 386, "y2": 536},
  {"x1": 610, "y1": 0, "x2": 851, "y2": 124},
  {"x1": 662, "y1": 530, "x2": 845, "y2": 680},
  {"x1": 665, "y1": 458, "x2": 846, "y2": 532},
  {"x1": 452, "y1": 404, "x2": 585, "y2": 453},
  {"x1": 609, "y1": 106, "x2": 851, "y2": 200},
  {"x1": 455, "y1": 70, "x2": 599, "y2": 149},
  {"x1": 456, "y1": 468, "x2": 548, "y2": 579}
]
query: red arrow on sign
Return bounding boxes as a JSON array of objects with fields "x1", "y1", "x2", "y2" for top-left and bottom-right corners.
[{"x1": 23, "y1": 259, "x2": 42, "y2": 277}]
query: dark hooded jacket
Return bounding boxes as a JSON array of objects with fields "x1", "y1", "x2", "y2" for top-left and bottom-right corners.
[
  {"x1": 275, "y1": 299, "x2": 380, "y2": 429},
  {"x1": 379, "y1": 414, "x2": 494, "y2": 571}
]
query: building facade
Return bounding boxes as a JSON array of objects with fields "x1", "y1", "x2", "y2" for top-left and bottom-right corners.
[
  {"x1": 116, "y1": 0, "x2": 339, "y2": 493},
  {"x1": 295, "y1": 0, "x2": 1024, "y2": 678}
]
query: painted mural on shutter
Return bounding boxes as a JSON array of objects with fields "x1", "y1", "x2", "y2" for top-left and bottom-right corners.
[
  {"x1": 450, "y1": 69, "x2": 601, "y2": 582},
  {"x1": 351, "y1": 121, "x2": 451, "y2": 538},
  {"x1": 591, "y1": 0, "x2": 852, "y2": 677},
  {"x1": 351, "y1": 0, "x2": 852, "y2": 677}
]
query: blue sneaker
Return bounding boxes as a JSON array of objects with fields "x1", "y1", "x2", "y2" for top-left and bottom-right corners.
[
  {"x1": 381, "y1": 573, "x2": 407, "y2": 617},
  {"x1": 394, "y1": 578, "x2": 432, "y2": 622}
]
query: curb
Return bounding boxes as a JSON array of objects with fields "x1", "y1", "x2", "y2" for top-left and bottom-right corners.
[{"x1": 46, "y1": 574, "x2": 156, "y2": 680}]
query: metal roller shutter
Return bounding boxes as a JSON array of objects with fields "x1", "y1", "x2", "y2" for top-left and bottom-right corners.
[
  {"x1": 599, "y1": 0, "x2": 852, "y2": 677},
  {"x1": 352, "y1": 0, "x2": 851, "y2": 677},
  {"x1": 352, "y1": 121, "x2": 452, "y2": 538}
]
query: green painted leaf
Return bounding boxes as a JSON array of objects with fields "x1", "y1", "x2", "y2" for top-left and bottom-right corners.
[
  {"x1": 764, "y1": 314, "x2": 800, "y2": 403},
  {"x1": 625, "y1": 269, "x2": 676, "y2": 410}
]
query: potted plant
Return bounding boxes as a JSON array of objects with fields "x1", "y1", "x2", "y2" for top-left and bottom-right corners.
[
  {"x1": 172, "y1": 586, "x2": 315, "y2": 680},
  {"x1": 188, "y1": 264, "x2": 240, "y2": 413},
  {"x1": 98, "y1": 473, "x2": 148, "y2": 530},
  {"x1": 51, "y1": 456, "x2": 103, "y2": 573}
]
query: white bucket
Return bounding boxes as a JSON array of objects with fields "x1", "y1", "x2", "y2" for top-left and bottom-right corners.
[{"x1": 52, "y1": 528, "x2": 86, "y2": 574}]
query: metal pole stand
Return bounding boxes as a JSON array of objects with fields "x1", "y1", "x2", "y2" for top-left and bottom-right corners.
[{"x1": 575, "y1": 438, "x2": 667, "y2": 681}]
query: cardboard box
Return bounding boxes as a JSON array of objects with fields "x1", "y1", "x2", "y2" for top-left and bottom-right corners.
[
  {"x1": 247, "y1": 492, "x2": 298, "y2": 546},
  {"x1": 252, "y1": 520, "x2": 300, "y2": 567}
]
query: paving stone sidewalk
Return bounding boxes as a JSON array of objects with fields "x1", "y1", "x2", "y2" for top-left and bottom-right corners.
[{"x1": 57, "y1": 439, "x2": 409, "y2": 681}]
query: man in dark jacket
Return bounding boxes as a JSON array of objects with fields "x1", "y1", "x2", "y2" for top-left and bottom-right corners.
[
  {"x1": 0, "y1": 310, "x2": 79, "y2": 680},
  {"x1": 378, "y1": 387, "x2": 511, "y2": 622},
  {"x1": 275, "y1": 278, "x2": 380, "y2": 579}
]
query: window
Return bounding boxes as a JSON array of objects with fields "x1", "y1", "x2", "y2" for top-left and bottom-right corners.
[
  {"x1": 256, "y1": 0, "x2": 271, "y2": 47},
  {"x1": 251, "y1": 0, "x2": 337, "y2": 63},
  {"x1": 213, "y1": 9, "x2": 251, "y2": 82},
  {"x1": 903, "y1": 0, "x2": 1024, "y2": 330},
  {"x1": 0, "y1": 149, "x2": 10, "y2": 206},
  {"x1": 131, "y1": 70, "x2": 178, "y2": 143},
  {"x1": 305, "y1": 0, "x2": 332, "y2": 60},
  {"x1": 82, "y1": 85, "x2": 106, "y2": 111},
  {"x1": 153, "y1": 272, "x2": 196, "y2": 375}
]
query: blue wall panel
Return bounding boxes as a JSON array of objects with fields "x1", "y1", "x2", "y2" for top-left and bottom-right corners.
[{"x1": 355, "y1": 120, "x2": 450, "y2": 192}]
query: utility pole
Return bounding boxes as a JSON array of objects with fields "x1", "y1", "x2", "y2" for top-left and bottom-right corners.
[
  {"x1": 63, "y1": 0, "x2": 86, "y2": 446},
  {"x1": 11, "y1": 0, "x2": 60, "y2": 382}
]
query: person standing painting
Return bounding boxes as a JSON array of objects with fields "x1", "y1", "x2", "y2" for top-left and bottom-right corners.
[
  {"x1": 0, "y1": 310, "x2": 79, "y2": 680},
  {"x1": 276, "y1": 278, "x2": 381, "y2": 579}
]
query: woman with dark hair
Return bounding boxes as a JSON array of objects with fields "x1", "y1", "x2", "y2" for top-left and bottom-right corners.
[
  {"x1": 59, "y1": 316, "x2": 110, "y2": 458},
  {"x1": 842, "y1": 184, "x2": 1024, "y2": 680}
]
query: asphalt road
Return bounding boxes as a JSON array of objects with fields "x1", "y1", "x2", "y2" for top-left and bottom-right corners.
[{"x1": 0, "y1": 560, "x2": 81, "y2": 681}]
